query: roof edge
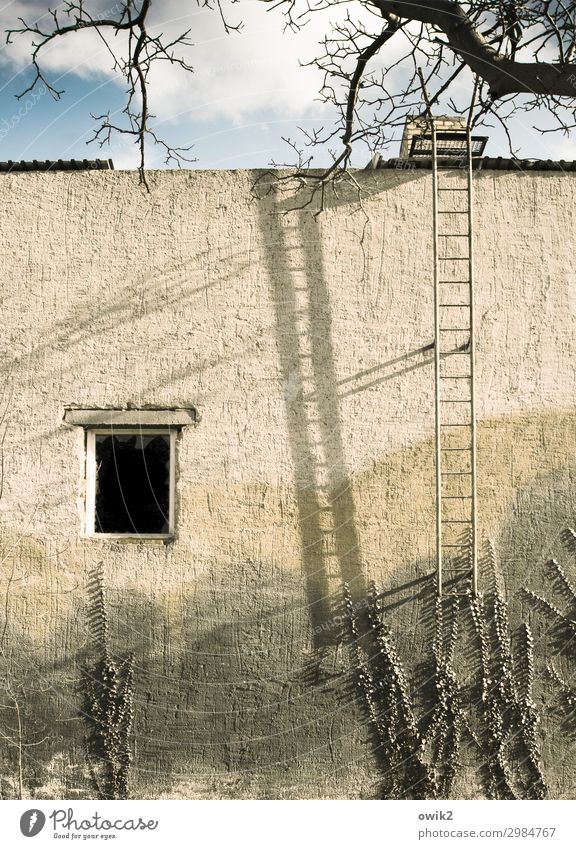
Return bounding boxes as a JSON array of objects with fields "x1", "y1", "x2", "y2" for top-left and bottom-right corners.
[
  {"x1": 0, "y1": 158, "x2": 114, "y2": 173},
  {"x1": 369, "y1": 155, "x2": 576, "y2": 172}
]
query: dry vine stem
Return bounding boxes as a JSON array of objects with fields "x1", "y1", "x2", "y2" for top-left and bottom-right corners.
[
  {"x1": 526, "y1": 531, "x2": 576, "y2": 733},
  {"x1": 344, "y1": 581, "x2": 433, "y2": 799},
  {"x1": 82, "y1": 563, "x2": 135, "y2": 800}
]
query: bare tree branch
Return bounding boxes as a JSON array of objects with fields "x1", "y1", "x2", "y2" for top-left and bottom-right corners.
[
  {"x1": 266, "y1": 1, "x2": 576, "y2": 199},
  {"x1": 6, "y1": 1, "x2": 242, "y2": 186},
  {"x1": 7, "y1": 1, "x2": 576, "y2": 190},
  {"x1": 371, "y1": 0, "x2": 576, "y2": 97}
]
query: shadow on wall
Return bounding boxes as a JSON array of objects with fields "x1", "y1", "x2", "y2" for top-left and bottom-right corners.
[
  {"x1": 0, "y1": 543, "x2": 375, "y2": 800},
  {"x1": 2, "y1": 406, "x2": 576, "y2": 801},
  {"x1": 350, "y1": 410, "x2": 576, "y2": 799},
  {"x1": 256, "y1": 187, "x2": 371, "y2": 647},
  {"x1": 0, "y1": 242, "x2": 256, "y2": 432},
  {"x1": 343, "y1": 409, "x2": 576, "y2": 593},
  {"x1": 255, "y1": 169, "x2": 576, "y2": 658}
]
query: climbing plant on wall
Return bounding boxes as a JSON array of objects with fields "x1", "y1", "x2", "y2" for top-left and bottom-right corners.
[
  {"x1": 522, "y1": 529, "x2": 576, "y2": 754},
  {"x1": 423, "y1": 595, "x2": 465, "y2": 798},
  {"x1": 469, "y1": 544, "x2": 546, "y2": 800},
  {"x1": 81, "y1": 564, "x2": 134, "y2": 801},
  {"x1": 343, "y1": 538, "x2": 549, "y2": 800}
]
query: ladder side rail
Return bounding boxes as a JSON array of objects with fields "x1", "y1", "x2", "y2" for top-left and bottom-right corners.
[
  {"x1": 432, "y1": 120, "x2": 443, "y2": 596},
  {"x1": 467, "y1": 127, "x2": 479, "y2": 595}
]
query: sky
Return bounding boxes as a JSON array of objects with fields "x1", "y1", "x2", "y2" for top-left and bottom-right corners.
[{"x1": 0, "y1": 0, "x2": 575, "y2": 170}]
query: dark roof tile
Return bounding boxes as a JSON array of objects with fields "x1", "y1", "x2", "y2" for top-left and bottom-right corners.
[
  {"x1": 370, "y1": 155, "x2": 576, "y2": 172},
  {"x1": 0, "y1": 158, "x2": 114, "y2": 173}
]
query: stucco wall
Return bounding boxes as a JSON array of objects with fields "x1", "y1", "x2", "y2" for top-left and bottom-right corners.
[{"x1": 0, "y1": 166, "x2": 575, "y2": 799}]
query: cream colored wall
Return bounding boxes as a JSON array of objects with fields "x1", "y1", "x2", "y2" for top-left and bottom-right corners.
[{"x1": 0, "y1": 167, "x2": 575, "y2": 799}]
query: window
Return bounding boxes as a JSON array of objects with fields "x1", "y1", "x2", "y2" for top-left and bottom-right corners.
[
  {"x1": 85, "y1": 429, "x2": 176, "y2": 539},
  {"x1": 64, "y1": 407, "x2": 195, "y2": 540}
]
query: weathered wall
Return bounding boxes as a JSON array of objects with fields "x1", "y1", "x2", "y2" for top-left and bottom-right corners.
[{"x1": 0, "y1": 166, "x2": 575, "y2": 799}]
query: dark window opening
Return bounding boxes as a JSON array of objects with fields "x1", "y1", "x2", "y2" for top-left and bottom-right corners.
[{"x1": 94, "y1": 433, "x2": 170, "y2": 534}]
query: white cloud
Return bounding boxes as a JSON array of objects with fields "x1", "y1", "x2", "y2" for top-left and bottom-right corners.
[
  {"x1": 536, "y1": 134, "x2": 576, "y2": 161},
  {"x1": 0, "y1": 1, "x2": 327, "y2": 120},
  {"x1": 144, "y1": 1, "x2": 417, "y2": 126},
  {"x1": 137, "y1": 1, "x2": 349, "y2": 125},
  {"x1": 1, "y1": 1, "x2": 575, "y2": 166},
  {"x1": 0, "y1": 1, "x2": 125, "y2": 79},
  {"x1": 0, "y1": 0, "x2": 405, "y2": 126}
]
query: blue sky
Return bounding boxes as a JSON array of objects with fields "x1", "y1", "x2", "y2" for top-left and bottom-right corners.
[
  {"x1": 0, "y1": 66, "x2": 333, "y2": 168},
  {"x1": 0, "y1": 1, "x2": 575, "y2": 170}
]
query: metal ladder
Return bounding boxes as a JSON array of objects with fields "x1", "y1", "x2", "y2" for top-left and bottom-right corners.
[{"x1": 431, "y1": 123, "x2": 478, "y2": 596}]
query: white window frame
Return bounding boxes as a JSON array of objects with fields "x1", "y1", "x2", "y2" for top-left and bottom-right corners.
[{"x1": 85, "y1": 428, "x2": 176, "y2": 540}]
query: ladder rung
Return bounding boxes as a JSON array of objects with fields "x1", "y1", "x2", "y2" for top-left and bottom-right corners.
[
  {"x1": 440, "y1": 399, "x2": 471, "y2": 404},
  {"x1": 439, "y1": 233, "x2": 469, "y2": 237},
  {"x1": 439, "y1": 280, "x2": 470, "y2": 283},
  {"x1": 442, "y1": 544, "x2": 470, "y2": 548},
  {"x1": 442, "y1": 471, "x2": 472, "y2": 475},
  {"x1": 438, "y1": 210, "x2": 468, "y2": 214},
  {"x1": 441, "y1": 519, "x2": 471, "y2": 523},
  {"x1": 439, "y1": 257, "x2": 469, "y2": 261},
  {"x1": 437, "y1": 187, "x2": 469, "y2": 191},
  {"x1": 440, "y1": 376, "x2": 470, "y2": 380},
  {"x1": 441, "y1": 447, "x2": 472, "y2": 452},
  {"x1": 443, "y1": 495, "x2": 473, "y2": 499},
  {"x1": 441, "y1": 423, "x2": 472, "y2": 428},
  {"x1": 439, "y1": 327, "x2": 471, "y2": 331},
  {"x1": 439, "y1": 304, "x2": 470, "y2": 308}
]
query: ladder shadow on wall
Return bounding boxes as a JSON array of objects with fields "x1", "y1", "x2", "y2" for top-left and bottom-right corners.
[
  {"x1": 257, "y1": 193, "x2": 373, "y2": 648},
  {"x1": 303, "y1": 346, "x2": 435, "y2": 402}
]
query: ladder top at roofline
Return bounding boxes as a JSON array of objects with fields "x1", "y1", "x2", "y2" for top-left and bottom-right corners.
[
  {"x1": 366, "y1": 115, "x2": 576, "y2": 170},
  {"x1": 410, "y1": 132, "x2": 488, "y2": 159}
]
